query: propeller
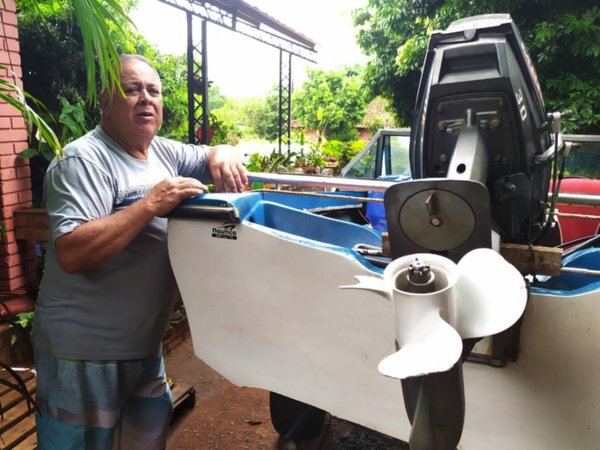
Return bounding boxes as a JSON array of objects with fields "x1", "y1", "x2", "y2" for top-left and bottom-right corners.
[{"x1": 342, "y1": 248, "x2": 527, "y2": 379}]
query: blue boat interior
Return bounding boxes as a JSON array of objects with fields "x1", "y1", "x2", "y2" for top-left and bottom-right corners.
[
  {"x1": 244, "y1": 200, "x2": 382, "y2": 249},
  {"x1": 177, "y1": 193, "x2": 600, "y2": 290},
  {"x1": 177, "y1": 192, "x2": 384, "y2": 271}
]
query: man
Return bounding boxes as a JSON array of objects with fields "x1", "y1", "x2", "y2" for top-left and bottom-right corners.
[{"x1": 32, "y1": 54, "x2": 248, "y2": 449}]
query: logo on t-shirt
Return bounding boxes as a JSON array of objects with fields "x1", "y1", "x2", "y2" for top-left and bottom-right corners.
[
  {"x1": 211, "y1": 221, "x2": 237, "y2": 240},
  {"x1": 114, "y1": 184, "x2": 156, "y2": 207}
]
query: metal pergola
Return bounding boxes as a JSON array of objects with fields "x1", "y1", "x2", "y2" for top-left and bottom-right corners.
[{"x1": 157, "y1": 0, "x2": 317, "y2": 152}]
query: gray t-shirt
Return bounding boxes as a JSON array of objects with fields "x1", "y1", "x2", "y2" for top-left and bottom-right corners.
[{"x1": 33, "y1": 127, "x2": 210, "y2": 360}]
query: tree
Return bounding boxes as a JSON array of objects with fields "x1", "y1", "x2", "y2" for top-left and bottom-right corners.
[
  {"x1": 0, "y1": 0, "x2": 137, "y2": 157},
  {"x1": 153, "y1": 53, "x2": 188, "y2": 141},
  {"x1": 354, "y1": 0, "x2": 599, "y2": 133},
  {"x1": 17, "y1": 3, "x2": 210, "y2": 146},
  {"x1": 239, "y1": 86, "x2": 280, "y2": 142},
  {"x1": 18, "y1": 0, "x2": 136, "y2": 104},
  {"x1": 293, "y1": 66, "x2": 367, "y2": 142}
]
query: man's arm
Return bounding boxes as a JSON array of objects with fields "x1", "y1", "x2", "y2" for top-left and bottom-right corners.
[{"x1": 55, "y1": 177, "x2": 206, "y2": 274}]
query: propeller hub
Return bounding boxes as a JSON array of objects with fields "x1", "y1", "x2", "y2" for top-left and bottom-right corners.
[{"x1": 407, "y1": 259, "x2": 436, "y2": 293}]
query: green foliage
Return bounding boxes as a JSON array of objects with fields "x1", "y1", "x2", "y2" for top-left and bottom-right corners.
[
  {"x1": 240, "y1": 87, "x2": 281, "y2": 141},
  {"x1": 0, "y1": 72, "x2": 62, "y2": 158},
  {"x1": 19, "y1": 9, "x2": 89, "y2": 114},
  {"x1": 295, "y1": 146, "x2": 324, "y2": 172},
  {"x1": 293, "y1": 67, "x2": 368, "y2": 140},
  {"x1": 354, "y1": 0, "x2": 600, "y2": 133},
  {"x1": 209, "y1": 85, "x2": 227, "y2": 111},
  {"x1": 321, "y1": 139, "x2": 365, "y2": 171},
  {"x1": 15, "y1": 0, "x2": 141, "y2": 157},
  {"x1": 209, "y1": 94, "x2": 254, "y2": 144},
  {"x1": 529, "y1": 6, "x2": 600, "y2": 133},
  {"x1": 18, "y1": 4, "x2": 211, "y2": 144},
  {"x1": 19, "y1": 95, "x2": 91, "y2": 161},
  {"x1": 245, "y1": 150, "x2": 298, "y2": 173},
  {"x1": 353, "y1": 0, "x2": 423, "y2": 126},
  {"x1": 349, "y1": 140, "x2": 366, "y2": 159},
  {"x1": 321, "y1": 140, "x2": 345, "y2": 158},
  {"x1": 17, "y1": 0, "x2": 137, "y2": 104},
  {"x1": 208, "y1": 111, "x2": 242, "y2": 145},
  {"x1": 15, "y1": 311, "x2": 34, "y2": 329},
  {"x1": 153, "y1": 54, "x2": 188, "y2": 141},
  {"x1": 10, "y1": 312, "x2": 34, "y2": 346},
  {"x1": 58, "y1": 95, "x2": 88, "y2": 139}
]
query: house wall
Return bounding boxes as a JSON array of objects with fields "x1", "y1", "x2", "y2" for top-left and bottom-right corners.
[{"x1": 0, "y1": 0, "x2": 37, "y2": 293}]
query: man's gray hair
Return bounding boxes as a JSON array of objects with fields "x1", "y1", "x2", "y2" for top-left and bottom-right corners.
[
  {"x1": 99, "y1": 54, "x2": 162, "y2": 101},
  {"x1": 119, "y1": 54, "x2": 161, "y2": 80}
]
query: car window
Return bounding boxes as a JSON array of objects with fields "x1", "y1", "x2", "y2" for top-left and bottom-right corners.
[
  {"x1": 343, "y1": 138, "x2": 378, "y2": 179},
  {"x1": 387, "y1": 134, "x2": 411, "y2": 177},
  {"x1": 563, "y1": 134, "x2": 600, "y2": 178}
]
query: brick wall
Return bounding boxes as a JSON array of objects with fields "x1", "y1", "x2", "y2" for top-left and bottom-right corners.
[{"x1": 0, "y1": 0, "x2": 37, "y2": 294}]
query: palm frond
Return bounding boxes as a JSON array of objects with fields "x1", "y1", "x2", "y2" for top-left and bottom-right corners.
[
  {"x1": 71, "y1": 0, "x2": 134, "y2": 102},
  {"x1": 16, "y1": 0, "x2": 134, "y2": 102},
  {"x1": 0, "y1": 72, "x2": 61, "y2": 157}
]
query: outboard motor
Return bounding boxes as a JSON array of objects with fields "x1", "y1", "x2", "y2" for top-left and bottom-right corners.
[
  {"x1": 383, "y1": 14, "x2": 556, "y2": 450},
  {"x1": 410, "y1": 14, "x2": 552, "y2": 244}
]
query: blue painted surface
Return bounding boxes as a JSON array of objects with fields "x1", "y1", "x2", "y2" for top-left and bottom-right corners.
[
  {"x1": 260, "y1": 191, "x2": 366, "y2": 210},
  {"x1": 179, "y1": 193, "x2": 600, "y2": 295},
  {"x1": 244, "y1": 201, "x2": 381, "y2": 249},
  {"x1": 180, "y1": 193, "x2": 383, "y2": 273},
  {"x1": 366, "y1": 175, "x2": 411, "y2": 232}
]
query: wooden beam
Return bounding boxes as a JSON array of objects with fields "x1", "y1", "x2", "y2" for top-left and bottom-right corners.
[
  {"x1": 500, "y1": 243, "x2": 563, "y2": 276},
  {"x1": 381, "y1": 235, "x2": 563, "y2": 276}
]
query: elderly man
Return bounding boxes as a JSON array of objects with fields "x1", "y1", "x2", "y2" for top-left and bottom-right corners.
[{"x1": 32, "y1": 54, "x2": 247, "y2": 449}]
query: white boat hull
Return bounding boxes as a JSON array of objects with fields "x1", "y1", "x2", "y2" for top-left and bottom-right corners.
[{"x1": 168, "y1": 201, "x2": 600, "y2": 448}]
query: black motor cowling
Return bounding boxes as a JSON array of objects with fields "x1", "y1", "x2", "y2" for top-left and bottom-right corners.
[{"x1": 410, "y1": 14, "x2": 553, "y2": 243}]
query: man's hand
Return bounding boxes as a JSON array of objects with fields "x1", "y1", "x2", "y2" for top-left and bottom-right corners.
[
  {"x1": 144, "y1": 177, "x2": 207, "y2": 216},
  {"x1": 55, "y1": 176, "x2": 207, "y2": 274},
  {"x1": 206, "y1": 145, "x2": 248, "y2": 192}
]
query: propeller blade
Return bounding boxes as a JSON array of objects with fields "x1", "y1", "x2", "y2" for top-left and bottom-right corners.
[
  {"x1": 378, "y1": 309, "x2": 462, "y2": 379},
  {"x1": 454, "y1": 248, "x2": 527, "y2": 339},
  {"x1": 339, "y1": 275, "x2": 391, "y2": 300},
  {"x1": 342, "y1": 249, "x2": 526, "y2": 379}
]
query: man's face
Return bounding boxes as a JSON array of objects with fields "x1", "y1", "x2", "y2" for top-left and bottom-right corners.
[{"x1": 100, "y1": 58, "x2": 163, "y2": 149}]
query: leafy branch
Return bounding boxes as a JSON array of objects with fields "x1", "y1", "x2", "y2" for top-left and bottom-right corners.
[{"x1": 0, "y1": 69, "x2": 61, "y2": 157}]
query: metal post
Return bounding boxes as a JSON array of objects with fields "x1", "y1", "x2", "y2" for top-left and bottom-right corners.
[
  {"x1": 201, "y1": 20, "x2": 210, "y2": 145},
  {"x1": 278, "y1": 49, "x2": 284, "y2": 154},
  {"x1": 186, "y1": 14, "x2": 209, "y2": 145},
  {"x1": 286, "y1": 52, "x2": 292, "y2": 153},
  {"x1": 186, "y1": 12, "x2": 195, "y2": 144},
  {"x1": 278, "y1": 50, "x2": 292, "y2": 154}
]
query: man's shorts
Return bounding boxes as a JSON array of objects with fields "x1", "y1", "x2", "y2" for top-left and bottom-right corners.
[{"x1": 34, "y1": 347, "x2": 173, "y2": 450}]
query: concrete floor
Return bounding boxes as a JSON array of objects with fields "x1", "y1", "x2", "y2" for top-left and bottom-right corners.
[{"x1": 165, "y1": 337, "x2": 408, "y2": 450}]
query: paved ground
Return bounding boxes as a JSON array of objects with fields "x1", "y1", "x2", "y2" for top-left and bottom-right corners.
[{"x1": 165, "y1": 337, "x2": 408, "y2": 450}]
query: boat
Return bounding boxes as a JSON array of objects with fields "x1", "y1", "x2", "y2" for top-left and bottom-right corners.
[
  {"x1": 167, "y1": 14, "x2": 600, "y2": 449},
  {"x1": 167, "y1": 188, "x2": 600, "y2": 449}
]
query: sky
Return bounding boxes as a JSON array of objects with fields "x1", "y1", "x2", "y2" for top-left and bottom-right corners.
[{"x1": 130, "y1": 0, "x2": 368, "y2": 99}]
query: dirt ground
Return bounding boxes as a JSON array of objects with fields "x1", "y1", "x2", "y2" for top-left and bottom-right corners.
[{"x1": 165, "y1": 337, "x2": 408, "y2": 450}]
